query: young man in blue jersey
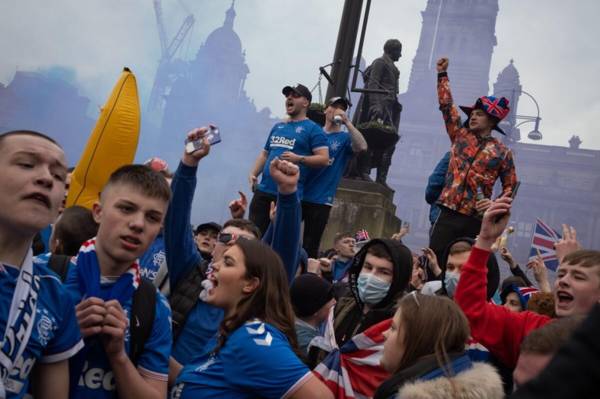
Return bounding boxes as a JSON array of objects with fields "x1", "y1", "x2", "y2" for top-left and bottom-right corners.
[
  {"x1": 65, "y1": 165, "x2": 172, "y2": 399},
  {"x1": 165, "y1": 127, "x2": 303, "y2": 385},
  {"x1": 302, "y1": 97, "x2": 367, "y2": 257},
  {"x1": 248, "y1": 83, "x2": 329, "y2": 235},
  {"x1": 0, "y1": 130, "x2": 83, "y2": 398}
]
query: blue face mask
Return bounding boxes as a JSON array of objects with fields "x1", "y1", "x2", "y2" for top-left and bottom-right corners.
[
  {"x1": 357, "y1": 273, "x2": 391, "y2": 305},
  {"x1": 444, "y1": 271, "x2": 460, "y2": 298}
]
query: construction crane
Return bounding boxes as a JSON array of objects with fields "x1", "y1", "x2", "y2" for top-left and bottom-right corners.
[{"x1": 147, "y1": 0, "x2": 195, "y2": 125}]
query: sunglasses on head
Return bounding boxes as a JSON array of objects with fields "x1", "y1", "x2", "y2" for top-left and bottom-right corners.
[{"x1": 217, "y1": 232, "x2": 237, "y2": 244}]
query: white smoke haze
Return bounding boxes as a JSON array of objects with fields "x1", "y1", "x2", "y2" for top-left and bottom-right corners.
[{"x1": 1, "y1": 0, "x2": 598, "y2": 148}]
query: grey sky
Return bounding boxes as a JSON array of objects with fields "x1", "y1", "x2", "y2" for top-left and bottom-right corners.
[{"x1": 1, "y1": 0, "x2": 599, "y2": 149}]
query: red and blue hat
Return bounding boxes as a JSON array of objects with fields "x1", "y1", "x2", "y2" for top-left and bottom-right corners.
[
  {"x1": 500, "y1": 284, "x2": 539, "y2": 309},
  {"x1": 460, "y1": 96, "x2": 510, "y2": 135}
]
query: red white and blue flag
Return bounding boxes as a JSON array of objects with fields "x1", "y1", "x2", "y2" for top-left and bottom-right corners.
[
  {"x1": 355, "y1": 229, "x2": 370, "y2": 243},
  {"x1": 314, "y1": 318, "x2": 391, "y2": 399},
  {"x1": 529, "y1": 218, "x2": 562, "y2": 271}
]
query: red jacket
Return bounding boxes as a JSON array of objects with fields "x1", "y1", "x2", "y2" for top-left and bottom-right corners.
[{"x1": 455, "y1": 247, "x2": 551, "y2": 368}]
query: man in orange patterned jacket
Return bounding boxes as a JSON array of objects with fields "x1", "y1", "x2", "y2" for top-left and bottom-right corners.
[{"x1": 429, "y1": 57, "x2": 517, "y2": 263}]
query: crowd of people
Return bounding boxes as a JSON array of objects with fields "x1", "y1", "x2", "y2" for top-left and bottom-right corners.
[{"x1": 0, "y1": 55, "x2": 599, "y2": 399}]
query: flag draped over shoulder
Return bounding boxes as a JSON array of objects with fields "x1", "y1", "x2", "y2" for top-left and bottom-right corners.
[
  {"x1": 314, "y1": 318, "x2": 391, "y2": 399},
  {"x1": 529, "y1": 218, "x2": 562, "y2": 271}
]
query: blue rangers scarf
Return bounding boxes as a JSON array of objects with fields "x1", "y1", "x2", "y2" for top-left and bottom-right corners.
[{"x1": 0, "y1": 249, "x2": 40, "y2": 397}]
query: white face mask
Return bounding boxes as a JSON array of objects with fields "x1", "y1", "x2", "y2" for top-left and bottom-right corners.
[
  {"x1": 444, "y1": 271, "x2": 460, "y2": 298},
  {"x1": 357, "y1": 273, "x2": 391, "y2": 304}
]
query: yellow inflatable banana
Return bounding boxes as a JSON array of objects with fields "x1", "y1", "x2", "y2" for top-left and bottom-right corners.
[{"x1": 66, "y1": 67, "x2": 140, "y2": 209}]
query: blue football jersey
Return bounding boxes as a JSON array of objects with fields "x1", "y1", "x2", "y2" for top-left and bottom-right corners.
[
  {"x1": 303, "y1": 130, "x2": 354, "y2": 205},
  {"x1": 139, "y1": 233, "x2": 166, "y2": 283},
  {"x1": 172, "y1": 320, "x2": 311, "y2": 399},
  {"x1": 64, "y1": 264, "x2": 172, "y2": 399},
  {"x1": 0, "y1": 256, "x2": 83, "y2": 398},
  {"x1": 257, "y1": 119, "x2": 328, "y2": 196}
]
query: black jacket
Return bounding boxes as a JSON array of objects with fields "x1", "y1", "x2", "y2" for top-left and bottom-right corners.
[{"x1": 333, "y1": 238, "x2": 413, "y2": 346}]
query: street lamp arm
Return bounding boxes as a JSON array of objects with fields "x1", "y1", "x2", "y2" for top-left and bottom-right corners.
[{"x1": 520, "y1": 89, "x2": 541, "y2": 118}]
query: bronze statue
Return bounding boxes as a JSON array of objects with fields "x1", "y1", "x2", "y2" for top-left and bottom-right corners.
[{"x1": 347, "y1": 39, "x2": 402, "y2": 188}]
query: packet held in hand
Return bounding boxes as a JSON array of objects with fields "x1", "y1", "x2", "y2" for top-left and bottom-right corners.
[{"x1": 185, "y1": 125, "x2": 221, "y2": 154}]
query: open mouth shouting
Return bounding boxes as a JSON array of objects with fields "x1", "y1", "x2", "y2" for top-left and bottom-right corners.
[
  {"x1": 555, "y1": 289, "x2": 574, "y2": 309},
  {"x1": 207, "y1": 272, "x2": 218, "y2": 294},
  {"x1": 286, "y1": 99, "x2": 295, "y2": 112}
]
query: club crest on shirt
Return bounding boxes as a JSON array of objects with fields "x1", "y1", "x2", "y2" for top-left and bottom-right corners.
[
  {"x1": 295, "y1": 126, "x2": 305, "y2": 134},
  {"x1": 36, "y1": 308, "x2": 56, "y2": 346},
  {"x1": 330, "y1": 140, "x2": 340, "y2": 152}
]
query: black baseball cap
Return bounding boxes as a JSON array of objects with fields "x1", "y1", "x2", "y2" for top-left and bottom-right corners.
[
  {"x1": 326, "y1": 96, "x2": 349, "y2": 111},
  {"x1": 194, "y1": 222, "x2": 222, "y2": 235},
  {"x1": 282, "y1": 84, "x2": 312, "y2": 103}
]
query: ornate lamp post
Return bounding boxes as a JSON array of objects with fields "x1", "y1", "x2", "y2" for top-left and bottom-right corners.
[{"x1": 498, "y1": 89, "x2": 543, "y2": 141}]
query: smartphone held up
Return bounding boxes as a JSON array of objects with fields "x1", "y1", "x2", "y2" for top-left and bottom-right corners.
[{"x1": 185, "y1": 125, "x2": 222, "y2": 154}]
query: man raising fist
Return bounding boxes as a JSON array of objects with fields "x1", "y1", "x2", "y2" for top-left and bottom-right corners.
[{"x1": 429, "y1": 57, "x2": 517, "y2": 263}]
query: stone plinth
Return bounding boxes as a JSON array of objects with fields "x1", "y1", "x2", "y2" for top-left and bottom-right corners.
[{"x1": 319, "y1": 178, "x2": 402, "y2": 251}]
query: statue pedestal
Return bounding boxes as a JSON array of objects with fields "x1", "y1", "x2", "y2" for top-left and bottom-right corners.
[{"x1": 318, "y1": 178, "x2": 402, "y2": 251}]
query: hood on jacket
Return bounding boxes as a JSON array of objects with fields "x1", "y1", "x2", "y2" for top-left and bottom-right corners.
[
  {"x1": 348, "y1": 238, "x2": 413, "y2": 309},
  {"x1": 397, "y1": 362, "x2": 503, "y2": 399},
  {"x1": 439, "y1": 237, "x2": 499, "y2": 300}
]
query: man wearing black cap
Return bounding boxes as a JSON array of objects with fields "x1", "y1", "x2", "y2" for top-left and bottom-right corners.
[
  {"x1": 194, "y1": 221, "x2": 221, "y2": 261},
  {"x1": 290, "y1": 273, "x2": 335, "y2": 355},
  {"x1": 302, "y1": 97, "x2": 367, "y2": 257},
  {"x1": 249, "y1": 83, "x2": 329, "y2": 235}
]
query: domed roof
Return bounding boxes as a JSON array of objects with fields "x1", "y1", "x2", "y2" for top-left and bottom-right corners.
[
  {"x1": 203, "y1": 1, "x2": 241, "y2": 54},
  {"x1": 496, "y1": 59, "x2": 520, "y2": 85}
]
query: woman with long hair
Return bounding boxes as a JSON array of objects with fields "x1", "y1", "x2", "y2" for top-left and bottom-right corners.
[
  {"x1": 171, "y1": 238, "x2": 332, "y2": 399},
  {"x1": 374, "y1": 293, "x2": 503, "y2": 399}
]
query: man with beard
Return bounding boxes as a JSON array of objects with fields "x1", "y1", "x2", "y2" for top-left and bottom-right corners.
[{"x1": 248, "y1": 84, "x2": 329, "y2": 235}]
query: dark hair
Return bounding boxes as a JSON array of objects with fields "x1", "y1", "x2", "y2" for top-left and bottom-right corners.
[
  {"x1": 222, "y1": 218, "x2": 261, "y2": 239},
  {"x1": 52, "y1": 206, "x2": 99, "y2": 256},
  {"x1": 215, "y1": 238, "x2": 297, "y2": 353},
  {"x1": 520, "y1": 316, "x2": 583, "y2": 355},
  {"x1": 394, "y1": 294, "x2": 470, "y2": 373},
  {"x1": 367, "y1": 243, "x2": 393, "y2": 262},
  {"x1": 102, "y1": 164, "x2": 171, "y2": 203},
  {"x1": 334, "y1": 232, "x2": 354, "y2": 244},
  {"x1": 0, "y1": 130, "x2": 61, "y2": 149}
]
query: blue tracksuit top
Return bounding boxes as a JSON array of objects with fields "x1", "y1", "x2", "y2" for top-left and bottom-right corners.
[
  {"x1": 165, "y1": 162, "x2": 301, "y2": 365},
  {"x1": 425, "y1": 151, "x2": 451, "y2": 224}
]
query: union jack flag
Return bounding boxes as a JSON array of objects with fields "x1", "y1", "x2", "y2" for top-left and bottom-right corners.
[
  {"x1": 529, "y1": 219, "x2": 562, "y2": 271},
  {"x1": 314, "y1": 318, "x2": 391, "y2": 399},
  {"x1": 355, "y1": 229, "x2": 370, "y2": 243}
]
